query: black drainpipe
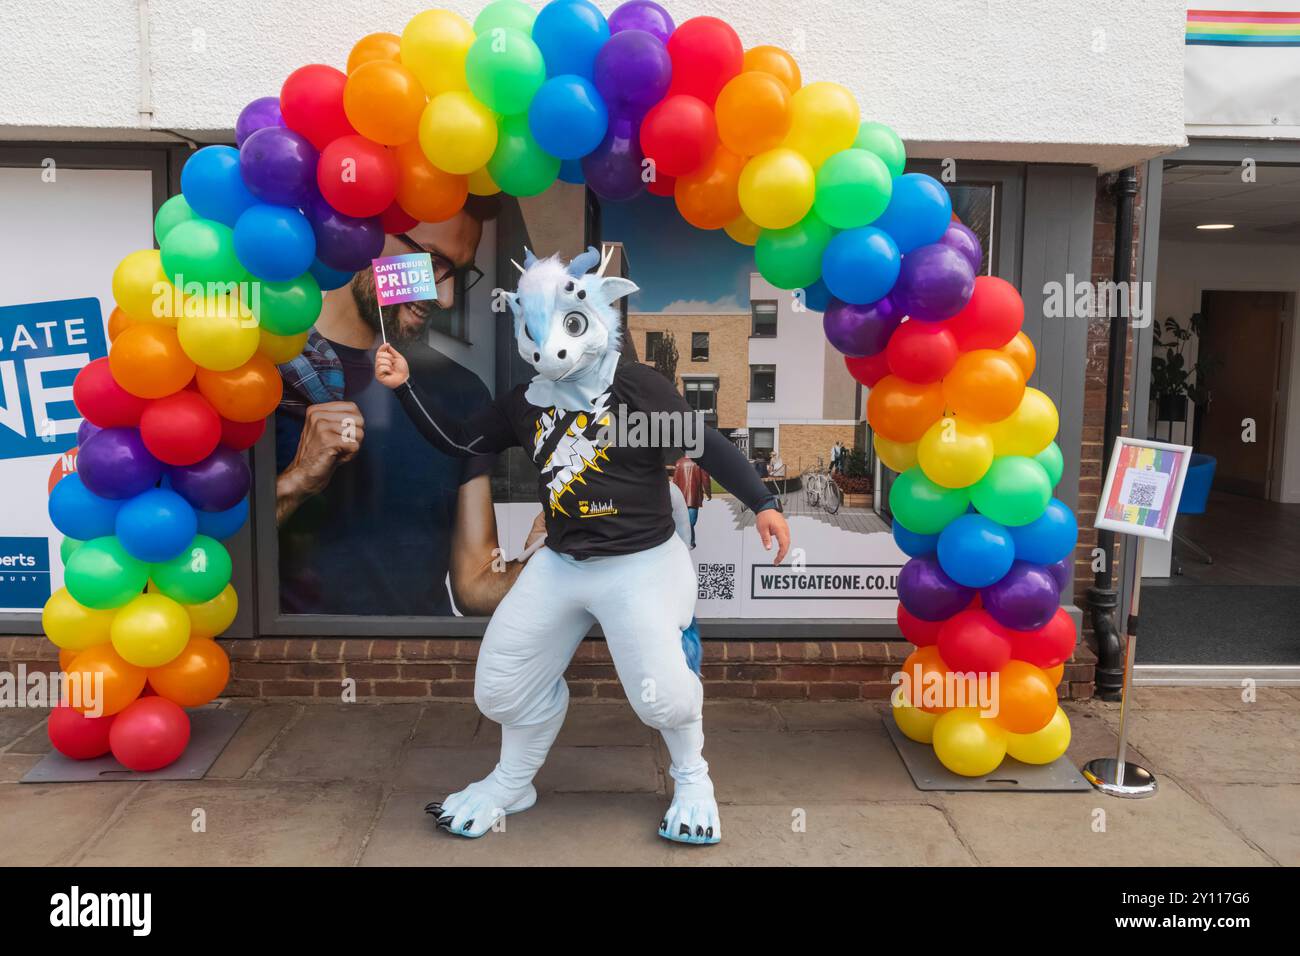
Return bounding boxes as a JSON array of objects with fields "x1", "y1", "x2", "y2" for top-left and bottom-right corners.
[{"x1": 1088, "y1": 166, "x2": 1139, "y2": 701}]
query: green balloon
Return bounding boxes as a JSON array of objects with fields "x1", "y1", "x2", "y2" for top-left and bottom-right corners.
[
  {"x1": 474, "y1": 0, "x2": 537, "y2": 36},
  {"x1": 154, "y1": 194, "x2": 196, "y2": 246},
  {"x1": 64, "y1": 537, "x2": 149, "y2": 610},
  {"x1": 488, "y1": 113, "x2": 560, "y2": 197},
  {"x1": 970, "y1": 456, "x2": 1052, "y2": 527},
  {"x1": 853, "y1": 121, "x2": 906, "y2": 178},
  {"x1": 150, "y1": 534, "x2": 232, "y2": 605},
  {"x1": 160, "y1": 218, "x2": 244, "y2": 288},
  {"x1": 889, "y1": 467, "x2": 971, "y2": 535},
  {"x1": 247, "y1": 272, "x2": 323, "y2": 336},
  {"x1": 466, "y1": 27, "x2": 546, "y2": 115},
  {"x1": 755, "y1": 212, "x2": 834, "y2": 290},
  {"x1": 60, "y1": 537, "x2": 83, "y2": 564},
  {"x1": 814, "y1": 148, "x2": 892, "y2": 229},
  {"x1": 1035, "y1": 442, "x2": 1064, "y2": 488}
]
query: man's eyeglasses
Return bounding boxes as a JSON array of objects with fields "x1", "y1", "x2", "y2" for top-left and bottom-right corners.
[{"x1": 394, "y1": 233, "x2": 484, "y2": 294}]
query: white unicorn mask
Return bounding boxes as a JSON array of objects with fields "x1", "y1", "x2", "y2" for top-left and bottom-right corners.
[{"x1": 502, "y1": 246, "x2": 639, "y2": 411}]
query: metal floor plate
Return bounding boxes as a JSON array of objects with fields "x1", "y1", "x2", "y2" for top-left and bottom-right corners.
[
  {"x1": 884, "y1": 716, "x2": 1091, "y2": 792},
  {"x1": 20, "y1": 706, "x2": 248, "y2": 784}
]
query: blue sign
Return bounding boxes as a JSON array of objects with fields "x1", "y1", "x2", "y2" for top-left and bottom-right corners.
[
  {"x1": 0, "y1": 297, "x2": 106, "y2": 460},
  {"x1": 0, "y1": 536, "x2": 52, "y2": 608}
]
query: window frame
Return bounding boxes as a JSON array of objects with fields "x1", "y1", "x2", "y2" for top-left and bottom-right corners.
[{"x1": 749, "y1": 363, "x2": 777, "y2": 403}]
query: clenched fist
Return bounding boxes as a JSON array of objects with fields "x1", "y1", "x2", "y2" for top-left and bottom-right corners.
[
  {"x1": 276, "y1": 401, "x2": 365, "y2": 524},
  {"x1": 375, "y1": 343, "x2": 410, "y2": 389}
]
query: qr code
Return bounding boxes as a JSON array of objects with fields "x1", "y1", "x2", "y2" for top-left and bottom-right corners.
[
  {"x1": 698, "y1": 563, "x2": 736, "y2": 601},
  {"x1": 1125, "y1": 476, "x2": 1160, "y2": 508}
]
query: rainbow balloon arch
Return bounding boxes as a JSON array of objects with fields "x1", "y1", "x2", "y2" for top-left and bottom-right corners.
[{"x1": 43, "y1": 0, "x2": 1077, "y2": 776}]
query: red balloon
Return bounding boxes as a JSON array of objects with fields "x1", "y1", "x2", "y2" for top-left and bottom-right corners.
[
  {"x1": 109, "y1": 696, "x2": 191, "y2": 772},
  {"x1": 640, "y1": 95, "x2": 717, "y2": 178},
  {"x1": 139, "y1": 390, "x2": 221, "y2": 466},
  {"x1": 937, "y1": 609, "x2": 1012, "y2": 674},
  {"x1": 844, "y1": 351, "x2": 891, "y2": 388},
  {"x1": 945, "y1": 276, "x2": 1024, "y2": 352},
  {"x1": 666, "y1": 17, "x2": 744, "y2": 107},
  {"x1": 280, "y1": 64, "x2": 357, "y2": 150},
  {"x1": 219, "y1": 415, "x2": 266, "y2": 451},
  {"x1": 885, "y1": 321, "x2": 960, "y2": 384},
  {"x1": 897, "y1": 603, "x2": 942, "y2": 647},
  {"x1": 646, "y1": 173, "x2": 675, "y2": 197},
  {"x1": 48, "y1": 703, "x2": 116, "y2": 760},
  {"x1": 74, "y1": 357, "x2": 149, "y2": 428},
  {"x1": 1004, "y1": 606, "x2": 1077, "y2": 669},
  {"x1": 380, "y1": 200, "x2": 419, "y2": 234},
  {"x1": 317, "y1": 135, "x2": 399, "y2": 217}
]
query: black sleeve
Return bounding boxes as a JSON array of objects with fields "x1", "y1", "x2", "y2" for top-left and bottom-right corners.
[{"x1": 395, "y1": 378, "x2": 519, "y2": 458}]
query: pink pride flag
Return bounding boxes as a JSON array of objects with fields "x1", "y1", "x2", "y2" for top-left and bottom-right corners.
[{"x1": 371, "y1": 252, "x2": 437, "y2": 307}]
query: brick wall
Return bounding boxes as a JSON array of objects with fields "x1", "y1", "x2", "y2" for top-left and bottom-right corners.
[
  {"x1": 627, "y1": 312, "x2": 750, "y2": 430},
  {"x1": 777, "y1": 422, "x2": 858, "y2": 477}
]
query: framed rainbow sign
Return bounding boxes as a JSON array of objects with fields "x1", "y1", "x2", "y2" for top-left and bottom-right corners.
[
  {"x1": 1187, "y1": 8, "x2": 1300, "y2": 46},
  {"x1": 1095, "y1": 437, "x2": 1194, "y2": 542}
]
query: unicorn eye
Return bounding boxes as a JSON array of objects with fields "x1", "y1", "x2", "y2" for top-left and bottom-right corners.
[{"x1": 562, "y1": 311, "x2": 588, "y2": 337}]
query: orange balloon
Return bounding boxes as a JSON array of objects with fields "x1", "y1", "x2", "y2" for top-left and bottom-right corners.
[
  {"x1": 1002, "y1": 331, "x2": 1036, "y2": 380},
  {"x1": 715, "y1": 71, "x2": 791, "y2": 156},
  {"x1": 65, "y1": 644, "x2": 146, "y2": 716},
  {"x1": 348, "y1": 32, "x2": 402, "y2": 73},
  {"x1": 147, "y1": 638, "x2": 231, "y2": 708},
  {"x1": 743, "y1": 45, "x2": 802, "y2": 93},
  {"x1": 866, "y1": 375, "x2": 945, "y2": 443},
  {"x1": 59, "y1": 648, "x2": 78, "y2": 672},
  {"x1": 107, "y1": 306, "x2": 133, "y2": 342},
  {"x1": 941, "y1": 349, "x2": 1026, "y2": 423},
  {"x1": 109, "y1": 324, "x2": 196, "y2": 399},
  {"x1": 993, "y1": 660, "x2": 1057, "y2": 734},
  {"x1": 901, "y1": 645, "x2": 953, "y2": 715},
  {"x1": 1045, "y1": 663, "x2": 1065, "y2": 687},
  {"x1": 195, "y1": 353, "x2": 283, "y2": 423},
  {"x1": 344, "y1": 60, "x2": 427, "y2": 145},
  {"x1": 393, "y1": 140, "x2": 469, "y2": 223},
  {"x1": 674, "y1": 144, "x2": 745, "y2": 230}
]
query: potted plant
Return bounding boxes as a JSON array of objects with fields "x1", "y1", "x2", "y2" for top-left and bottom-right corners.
[
  {"x1": 832, "y1": 446, "x2": 872, "y2": 508},
  {"x1": 1151, "y1": 313, "x2": 1216, "y2": 423}
]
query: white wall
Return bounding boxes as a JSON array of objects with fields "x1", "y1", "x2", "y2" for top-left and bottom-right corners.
[{"x1": 1, "y1": 0, "x2": 1187, "y2": 169}]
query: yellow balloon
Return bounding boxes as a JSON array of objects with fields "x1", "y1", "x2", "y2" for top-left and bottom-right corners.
[
  {"x1": 184, "y1": 584, "x2": 239, "y2": 640},
  {"x1": 110, "y1": 593, "x2": 191, "y2": 668},
  {"x1": 737, "y1": 148, "x2": 815, "y2": 230},
  {"x1": 419, "y1": 91, "x2": 499, "y2": 174},
  {"x1": 891, "y1": 686, "x2": 937, "y2": 744},
  {"x1": 917, "y1": 415, "x2": 995, "y2": 489},
  {"x1": 986, "y1": 387, "x2": 1060, "y2": 457},
  {"x1": 724, "y1": 214, "x2": 761, "y2": 246},
  {"x1": 782, "y1": 81, "x2": 860, "y2": 168},
  {"x1": 873, "y1": 434, "x2": 918, "y2": 473},
  {"x1": 177, "y1": 294, "x2": 260, "y2": 371},
  {"x1": 467, "y1": 165, "x2": 501, "y2": 196},
  {"x1": 112, "y1": 249, "x2": 173, "y2": 325},
  {"x1": 932, "y1": 707, "x2": 1008, "y2": 777},
  {"x1": 1006, "y1": 706, "x2": 1071, "y2": 765},
  {"x1": 258, "y1": 329, "x2": 309, "y2": 365},
  {"x1": 43, "y1": 587, "x2": 115, "y2": 652},
  {"x1": 400, "y1": 9, "x2": 475, "y2": 95}
]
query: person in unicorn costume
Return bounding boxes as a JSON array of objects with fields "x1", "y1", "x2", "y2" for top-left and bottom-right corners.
[{"x1": 375, "y1": 246, "x2": 790, "y2": 844}]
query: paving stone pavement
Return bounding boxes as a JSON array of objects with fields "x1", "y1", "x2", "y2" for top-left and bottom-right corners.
[{"x1": 1, "y1": 687, "x2": 1295, "y2": 866}]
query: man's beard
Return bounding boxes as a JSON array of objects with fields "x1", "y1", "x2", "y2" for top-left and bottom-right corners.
[{"x1": 350, "y1": 268, "x2": 439, "y2": 346}]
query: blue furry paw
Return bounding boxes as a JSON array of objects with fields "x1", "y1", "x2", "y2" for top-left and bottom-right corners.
[
  {"x1": 658, "y1": 786, "x2": 721, "y2": 846},
  {"x1": 425, "y1": 782, "x2": 537, "y2": 839}
]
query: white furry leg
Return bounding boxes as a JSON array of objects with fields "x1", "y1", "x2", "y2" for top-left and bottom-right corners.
[{"x1": 658, "y1": 718, "x2": 720, "y2": 845}]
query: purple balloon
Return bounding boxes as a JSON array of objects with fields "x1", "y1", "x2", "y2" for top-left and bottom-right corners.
[
  {"x1": 940, "y1": 222, "x2": 983, "y2": 274},
  {"x1": 897, "y1": 555, "x2": 975, "y2": 622},
  {"x1": 236, "y1": 97, "x2": 285, "y2": 148},
  {"x1": 822, "y1": 295, "x2": 902, "y2": 357},
  {"x1": 594, "y1": 29, "x2": 672, "y2": 118},
  {"x1": 1047, "y1": 558, "x2": 1071, "y2": 593},
  {"x1": 893, "y1": 243, "x2": 975, "y2": 322},
  {"x1": 240, "y1": 126, "x2": 318, "y2": 206},
  {"x1": 982, "y1": 561, "x2": 1061, "y2": 631},
  {"x1": 76, "y1": 418, "x2": 102, "y2": 447},
  {"x1": 77, "y1": 427, "x2": 163, "y2": 500},
  {"x1": 608, "y1": 0, "x2": 675, "y2": 43},
  {"x1": 303, "y1": 190, "x2": 385, "y2": 273},
  {"x1": 582, "y1": 118, "x2": 646, "y2": 201},
  {"x1": 170, "y1": 446, "x2": 251, "y2": 513}
]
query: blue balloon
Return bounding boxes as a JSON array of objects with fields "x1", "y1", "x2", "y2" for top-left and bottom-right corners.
[
  {"x1": 48, "y1": 474, "x2": 123, "y2": 541},
  {"x1": 309, "y1": 258, "x2": 354, "y2": 291},
  {"x1": 181, "y1": 146, "x2": 258, "y2": 227},
  {"x1": 195, "y1": 496, "x2": 249, "y2": 541},
  {"x1": 872, "y1": 173, "x2": 952, "y2": 255},
  {"x1": 234, "y1": 204, "x2": 316, "y2": 281},
  {"x1": 529, "y1": 75, "x2": 609, "y2": 160},
  {"x1": 802, "y1": 278, "x2": 832, "y2": 312},
  {"x1": 937, "y1": 513, "x2": 1015, "y2": 589},
  {"x1": 558, "y1": 158, "x2": 587, "y2": 184},
  {"x1": 1008, "y1": 498, "x2": 1078, "y2": 565},
  {"x1": 893, "y1": 522, "x2": 937, "y2": 558},
  {"x1": 115, "y1": 488, "x2": 198, "y2": 563},
  {"x1": 533, "y1": 0, "x2": 611, "y2": 78},
  {"x1": 821, "y1": 227, "x2": 900, "y2": 305}
]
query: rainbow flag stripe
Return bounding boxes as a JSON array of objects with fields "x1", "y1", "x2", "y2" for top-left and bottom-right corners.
[{"x1": 1187, "y1": 9, "x2": 1300, "y2": 45}]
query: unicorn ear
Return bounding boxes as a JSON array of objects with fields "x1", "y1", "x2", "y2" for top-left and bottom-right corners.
[
  {"x1": 594, "y1": 276, "x2": 639, "y2": 307},
  {"x1": 523, "y1": 247, "x2": 538, "y2": 269},
  {"x1": 567, "y1": 245, "x2": 601, "y2": 277}
]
